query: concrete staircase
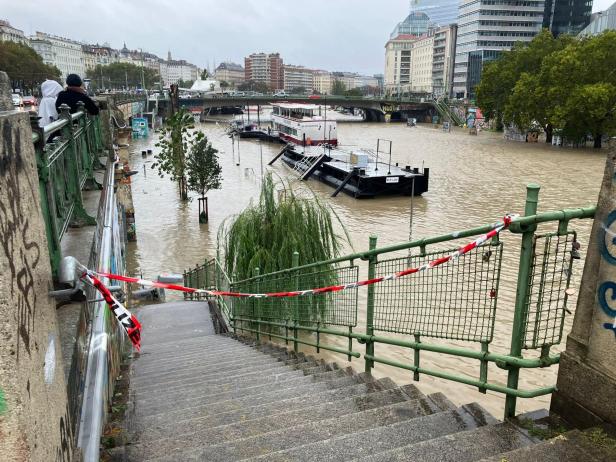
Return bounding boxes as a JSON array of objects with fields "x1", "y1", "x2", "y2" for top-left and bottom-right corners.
[{"x1": 117, "y1": 301, "x2": 614, "y2": 461}]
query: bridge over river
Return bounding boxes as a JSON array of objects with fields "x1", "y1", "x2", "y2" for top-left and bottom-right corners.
[
  {"x1": 0, "y1": 70, "x2": 614, "y2": 461},
  {"x1": 155, "y1": 93, "x2": 466, "y2": 124}
]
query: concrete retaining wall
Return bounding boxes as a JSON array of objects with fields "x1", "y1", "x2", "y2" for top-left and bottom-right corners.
[{"x1": 0, "y1": 107, "x2": 74, "y2": 460}]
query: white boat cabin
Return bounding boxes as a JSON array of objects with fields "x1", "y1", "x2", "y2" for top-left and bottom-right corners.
[{"x1": 272, "y1": 103, "x2": 338, "y2": 146}]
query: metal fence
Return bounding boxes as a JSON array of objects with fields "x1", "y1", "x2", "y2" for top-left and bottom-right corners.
[
  {"x1": 31, "y1": 103, "x2": 103, "y2": 276},
  {"x1": 185, "y1": 185, "x2": 595, "y2": 418}
]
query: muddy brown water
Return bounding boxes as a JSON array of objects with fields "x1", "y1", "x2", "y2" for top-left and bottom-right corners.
[{"x1": 126, "y1": 121, "x2": 606, "y2": 417}]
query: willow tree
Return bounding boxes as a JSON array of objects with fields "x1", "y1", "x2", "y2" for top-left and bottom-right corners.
[
  {"x1": 219, "y1": 173, "x2": 345, "y2": 280},
  {"x1": 152, "y1": 108, "x2": 194, "y2": 200}
]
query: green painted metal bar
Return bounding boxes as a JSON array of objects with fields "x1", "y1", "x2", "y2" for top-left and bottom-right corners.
[
  {"x1": 232, "y1": 207, "x2": 596, "y2": 286},
  {"x1": 364, "y1": 354, "x2": 555, "y2": 399},
  {"x1": 234, "y1": 323, "x2": 361, "y2": 358},
  {"x1": 365, "y1": 235, "x2": 378, "y2": 374},
  {"x1": 505, "y1": 184, "x2": 540, "y2": 419},
  {"x1": 231, "y1": 317, "x2": 560, "y2": 369}
]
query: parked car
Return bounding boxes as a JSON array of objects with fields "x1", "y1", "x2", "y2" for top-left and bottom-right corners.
[
  {"x1": 273, "y1": 91, "x2": 287, "y2": 97},
  {"x1": 309, "y1": 95, "x2": 321, "y2": 99},
  {"x1": 11, "y1": 93, "x2": 22, "y2": 107},
  {"x1": 22, "y1": 95, "x2": 37, "y2": 106}
]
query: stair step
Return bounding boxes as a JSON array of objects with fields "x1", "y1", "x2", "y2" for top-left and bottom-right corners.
[
  {"x1": 134, "y1": 359, "x2": 307, "y2": 392},
  {"x1": 477, "y1": 429, "x2": 616, "y2": 462},
  {"x1": 128, "y1": 387, "x2": 442, "y2": 459},
  {"x1": 135, "y1": 384, "x2": 425, "y2": 445},
  {"x1": 354, "y1": 420, "x2": 534, "y2": 462},
  {"x1": 241, "y1": 404, "x2": 492, "y2": 462},
  {"x1": 131, "y1": 377, "x2": 394, "y2": 438},
  {"x1": 147, "y1": 397, "x2": 462, "y2": 461},
  {"x1": 133, "y1": 371, "x2": 370, "y2": 420}
]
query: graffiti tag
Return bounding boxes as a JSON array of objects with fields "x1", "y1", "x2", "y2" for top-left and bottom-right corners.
[{"x1": 598, "y1": 208, "x2": 616, "y2": 337}]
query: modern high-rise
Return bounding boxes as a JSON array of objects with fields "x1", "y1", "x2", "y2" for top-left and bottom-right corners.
[
  {"x1": 411, "y1": 0, "x2": 460, "y2": 26},
  {"x1": 579, "y1": 1, "x2": 616, "y2": 35},
  {"x1": 452, "y1": 0, "x2": 545, "y2": 99},
  {"x1": 432, "y1": 24, "x2": 457, "y2": 96},
  {"x1": 390, "y1": 12, "x2": 431, "y2": 38},
  {"x1": 543, "y1": 0, "x2": 593, "y2": 36},
  {"x1": 244, "y1": 52, "x2": 284, "y2": 90}
]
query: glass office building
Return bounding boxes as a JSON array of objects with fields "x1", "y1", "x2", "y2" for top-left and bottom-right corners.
[
  {"x1": 543, "y1": 0, "x2": 593, "y2": 36},
  {"x1": 412, "y1": 0, "x2": 460, "y2": 27}
]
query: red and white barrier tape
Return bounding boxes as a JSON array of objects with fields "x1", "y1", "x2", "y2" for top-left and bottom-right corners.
[
  {"x1": 82, "y1": 272, "x2": 142, "y2": 351},
  {"x1": 94, "y1": 215, "x2": 515, "y2": 300}
]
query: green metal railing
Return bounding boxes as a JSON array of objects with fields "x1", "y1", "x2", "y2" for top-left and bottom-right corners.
[
  {"x1": 185, "y1": 185, "x2": 595, "y2": 419},
  {"x1": 31, "y1": 103, "x2": 103, "y2": 276}
]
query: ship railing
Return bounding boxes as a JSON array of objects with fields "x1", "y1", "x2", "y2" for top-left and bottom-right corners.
[{"x1": 185, "y1": 184, "x2": 596, "y2": 420}]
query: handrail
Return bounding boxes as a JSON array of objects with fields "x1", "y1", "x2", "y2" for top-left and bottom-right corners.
[
  {"x1": 185, "y1": 185, "x2": 596, "y2": 420},
  {"x1": 233, "y1": 206, "x2": 596, "y2": 285}
]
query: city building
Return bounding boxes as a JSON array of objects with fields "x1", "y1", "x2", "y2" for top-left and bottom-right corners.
[
  {"x1": 432, "y1": 24, "x2": 457, "y2": 96},
  {"x1": 410, "y1": 34, "x2": 435, "y2": 93},
  {"x1": 283, "y1": 65, "x2": 314, "y2": 93},
  {"x1": 81, "y1": 44, "x2": 120, "y2": 68},
  {"x1": 312, "y1": 70, "x2": 332, "y2": 94},
  {"x1": 452, "y1": 0, "x2": 545, "y2": 99},
  {"x1": 543, "y1": 0, "x2": 593, "y2": 36},
  {"x1": 373, "y1": 74, "x2": 384, "y2": 90},
  {"x1": 214, "y1": 62, "x2": 245, "y2": 85},
  {"x1": 384, "y1": 34, "x2": 414, "y2": 94},
  {"x1": 0, "y1": 19, "x2": 27, "y2": 44},
  {"x1": 31, "y1": 32, "x2": 86, "y2": 80},
  {"x1": 244, "y1": 52, "x2": 284, "y2": 90},
  {"x1": 390, "y1": 11, "x2": 431, "y2": 38},
  {"x1": 411, "y1": 0, "x2": 460, "y2": 27},
  {"x1": 160, "y1": 51, "x2": 199, "y2": 86},
  {"x1": 579, "y1": 1, "x2": 616, "y2": 35}
]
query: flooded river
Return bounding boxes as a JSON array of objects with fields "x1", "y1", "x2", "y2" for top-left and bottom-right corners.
[{"x1": 126, "y1": 120, "x2": 606, "y2": 417}]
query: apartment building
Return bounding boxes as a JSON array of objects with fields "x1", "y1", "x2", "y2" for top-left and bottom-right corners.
[
  {"x1": 283, "y1": 65, "x2": 314, "y2": 93},
  {"x1": 214, "y1": 62, "x2": 245, "y2": 85},
  {"x1": 31, "y1": 32, "x2": 86, "y2": 80},
  {"x1": 0, "y1": 19, "x2": 27, "y2": 44},
  {"x1": 312, "y1": 70, "x2": 332, "y2": 94},
  {"x1": 244, "y1": 52, "x2": 284, "y2": 90}
]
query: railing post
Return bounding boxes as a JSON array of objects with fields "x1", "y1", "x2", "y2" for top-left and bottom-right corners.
[
  {"x1": 365, "y1": 235, "x2": 378, "y2": 374},
  {"x1": 505, "y1": 183, "x2": 539, "y2": 419},
  {"x1": 59, "y1": 104, "x2": 96, "y2": 227},
  {"x1": 31, "y1": 113, "x2": 62, "y2": 276},
  {"x1": 292, "y1": 251, "x2": 300, "y2": 353},
  {"x1": 255, "y1": 267, "x2": 261, "y2": 342}
]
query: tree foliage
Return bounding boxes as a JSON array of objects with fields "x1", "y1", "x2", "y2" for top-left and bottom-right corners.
[
  {"x1": 219, "y1": 173, "x2": 346, "y2": 281},
  {"x1": 152, "y1": 107, "x2": 194, "y2": 200},
  {"x1": 85, "y1": 62, "x2": 160, "y2": 90},
  {"x1": 0, "y1": 40, "x2": 61, "y2": 92},
  {"x1": 476, "y1": 30, "x2": 616, "y2": 147},
  {"x1": 331, "y1": 79, "x2": 346, "y2": 95},
  {"x1": 238, "y1": 80, "x2": 270, "y2": 93},
  {"x1": 177, "y1": 79, "x2": 194, "y2": 89},
  {"x1": 186, "y1": 133, "x2": 222, "y2": 199}
]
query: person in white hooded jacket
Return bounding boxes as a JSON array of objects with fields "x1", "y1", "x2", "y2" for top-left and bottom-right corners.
[{"x1": 38, "y1": 79, "x2": 64, "y2": 128}]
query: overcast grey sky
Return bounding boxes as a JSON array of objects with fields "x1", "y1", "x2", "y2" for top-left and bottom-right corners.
[{"x1": 3, "y1": 0, "x2": 614, "y2": 76}]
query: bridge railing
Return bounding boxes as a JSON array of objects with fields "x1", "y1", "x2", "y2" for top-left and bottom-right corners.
[
  {"x1": 184, "y1": 185, "x2": 595, "y2": 419},
  {"x1": 31, "y1": 103, "x2": 103, "y2": 276}
]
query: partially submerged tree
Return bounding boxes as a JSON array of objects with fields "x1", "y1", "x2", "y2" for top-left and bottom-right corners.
[
  {"x1": 186, "y1": 133, "x2": 222, "y2": 223},
  {"x1": 152, "y1": 107, "x2": 194, "y2": 200}
]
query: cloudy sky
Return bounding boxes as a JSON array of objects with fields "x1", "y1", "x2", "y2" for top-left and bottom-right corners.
[{"x1": 4, "y1": 0, "x2": 614, "y2": 76}]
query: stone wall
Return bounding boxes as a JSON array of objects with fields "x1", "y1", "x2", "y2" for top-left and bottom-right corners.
[
  {"x1": 0, "y1": 107, "x2": 74, "y2": 459},
  {"x1": 551, "y1": 144, "x2": 616, "y2": 427}
]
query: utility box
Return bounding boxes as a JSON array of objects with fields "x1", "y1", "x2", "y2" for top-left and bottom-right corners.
[
  {"x1": 132, "y1": 117, "x2": 148, "y2": 138},
  {"x1": 349, "y1": 153, "x2": 369, "y2": 168}
]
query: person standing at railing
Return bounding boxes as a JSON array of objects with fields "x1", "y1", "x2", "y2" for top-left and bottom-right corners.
[
  {"x1": 55, "y1": 74, "x2": 99, "y2": 115},
  {"x1": 37, "y1": 79, "x2": 63, "y2": 128}
]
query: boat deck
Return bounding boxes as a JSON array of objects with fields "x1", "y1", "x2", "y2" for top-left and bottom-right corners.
[{"x1": 322, "y1": 160, "x2": 419, "y2": 178}]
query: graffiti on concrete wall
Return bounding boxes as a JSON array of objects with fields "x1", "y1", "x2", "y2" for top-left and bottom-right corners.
[
  {"x1": 598, "y1": 205, "x2": 616, "y2": 337},
  {"x1": 0, "y1": 120, "x2": 42, "y2": 359},
  {"x1": 55, "y1": 403, "x2": 73, "y2": 462}
]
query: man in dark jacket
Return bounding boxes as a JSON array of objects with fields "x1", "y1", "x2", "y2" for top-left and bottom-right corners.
[{"x1": 55, "y1": 74, "x2": 99, "y2": 115}]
